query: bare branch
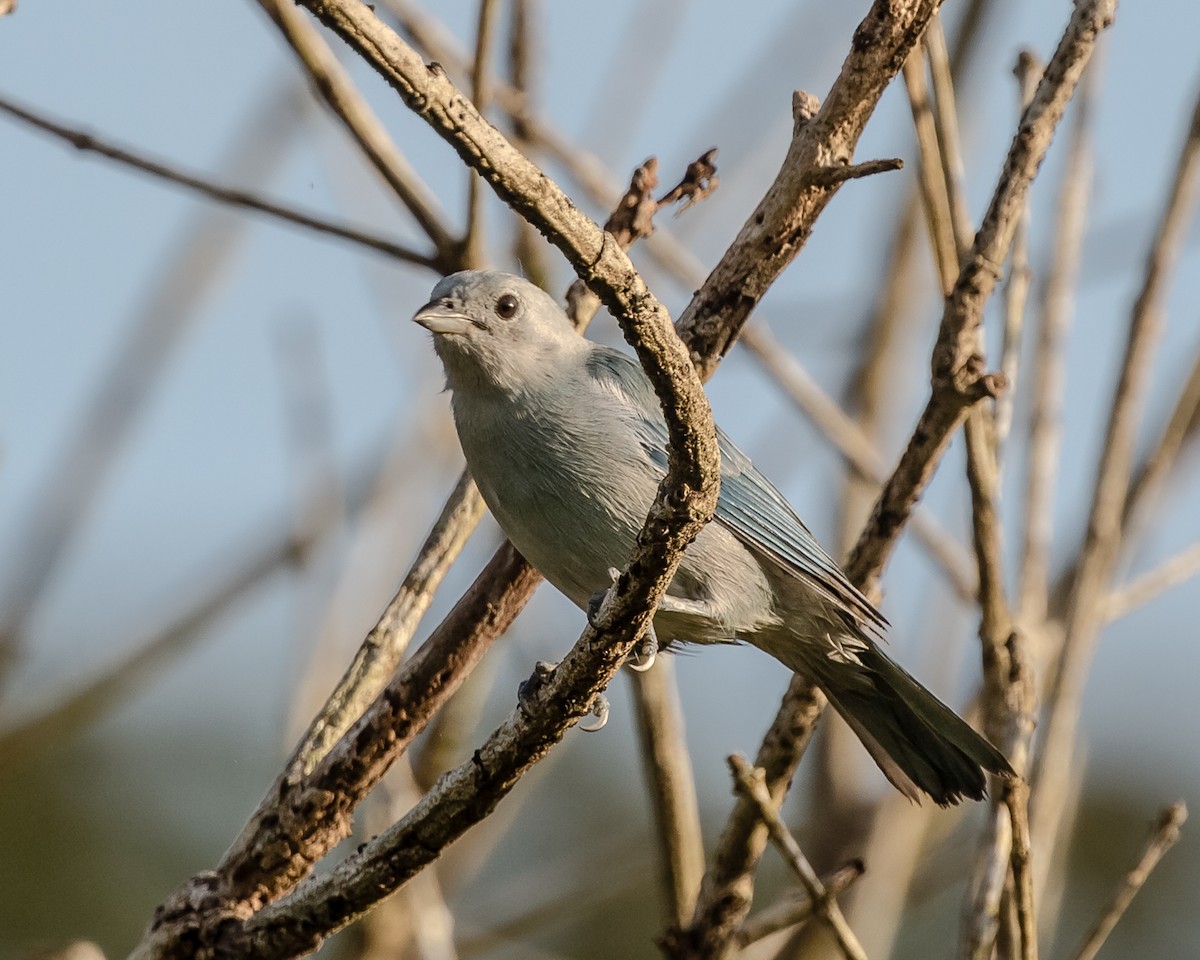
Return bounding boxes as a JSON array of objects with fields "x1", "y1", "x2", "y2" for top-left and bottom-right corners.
[
  {"x1": 727, "y1": 756, "x2": 868, "y2": 960},
  {"x1": 681, "y1": 5, "x2": 1115, "y2": 953},
  {"x1": 902, "y1": 49, "x2": 957, "y2": 289},
  {"x1": 1070, "y1": 802, "x2": 1187, "y2": 960},
  {"x1": 1036, "y1": 79, "x2": 1200, "y2": 818},
  {"x1": 994, "y1": 53, "x2": 1041, "y2": 456},
  {"x1": 734, "y1": 861, "x2": 864, "y2": 949},
  {"x1": 849, "y1": 0, "x2": 1115, "y2": 591},
  {"x1": 1019, "y1": 52, "x2": 1095, "y2": 631},
  {"x1": 506, "y1": 0, "x2": 550, "y2": 285},
  {"x1": 463, "y1": 0, "x2": 502, "y2": 268},
  {"x1": 1104, "y1": 541, "x2": 1200, "y2": 622},
  {"x1": 254, "y1": 0, "x2": 458, "y2": 266},
  {"x1": 924, "y1": 16, "x2": 973, "y2": 263},
  {"x1": 673, "y1": 0, "x2": 951, "y2": 377},
  {"x1": 1005, "y1": 772, "x2": 1039, "y2": 960},
  {"x1": 0, "y1": 94, "x2": 439, "y2": 270},
  {"x1": 631, "y1": 659, "x2": 705, "y2": 928},
  {"x1": 1122, "y1": 346, "x2": 1200, "y2": 538},
  {"x1": 291, "y1": 470, "x2": 487, "y2": 774}
]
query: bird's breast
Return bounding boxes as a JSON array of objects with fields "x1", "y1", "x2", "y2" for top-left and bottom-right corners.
[{"x1": 454, "y1": 393, "x2": 654, "y2": 608}]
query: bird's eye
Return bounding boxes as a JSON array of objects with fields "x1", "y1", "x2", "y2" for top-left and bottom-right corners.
[{"x1": 495, "y1": 294, "x2": 520, "y2": 320}]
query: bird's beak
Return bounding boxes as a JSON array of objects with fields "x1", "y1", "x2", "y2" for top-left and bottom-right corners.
[{"x1": 413, "y1": 300, "x2": 474, "y2": 336}]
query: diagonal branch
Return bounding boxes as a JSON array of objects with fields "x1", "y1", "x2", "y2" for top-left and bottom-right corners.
[
  {"x1": 1035, "y1": 79, "x2": 1200, "y2": 826},
  {"x1": 678, "y1": 3, "x2": 1116, "y2": 954},
  {"x1": 1070, "y1": 802, "x2": 1187, "y2": 960},
  {"x1": 728, "y1": 756, "x2": 868, "y2": 960},
  {"x1": 255, "y1": 0, "x2": 460, "y2": 266},
  {"x1": 131, "y1": 19, "x2": 722, "y2": 947},
  {"x1": 0, "y1": 94, "x2": 438, "y2": 270}
]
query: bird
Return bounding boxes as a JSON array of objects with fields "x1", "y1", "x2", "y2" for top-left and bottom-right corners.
[{"x1": 413, "y1": 269, "x2": 1013, "y2": 805}]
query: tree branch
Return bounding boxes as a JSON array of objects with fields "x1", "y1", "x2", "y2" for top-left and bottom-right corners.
[
  {"x1": 254, "y1": 0, "x2": 459, "y2": 266},
  {"x1": 131, "y1": 9, "x2": 722, "y2": 947},
  {"x1": 0, "y1": 94, "x2": 439, "y2": 270},
  {"x1": 676, "y1": 5, "x2": 1114, "y2": 954},
  {"x1": 728, "y1": 756, "x2": 868, "y2": 960},
  {"x1": 1070, "y1": 802, "x2": 1187, "y2": 960}
]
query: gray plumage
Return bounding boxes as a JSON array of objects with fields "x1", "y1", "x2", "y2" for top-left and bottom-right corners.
[{"x1": 414, "y1": 270, "x2": 1013, "y2": 805}]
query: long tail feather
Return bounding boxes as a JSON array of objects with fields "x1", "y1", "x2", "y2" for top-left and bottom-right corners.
[{"x1": 771, "y1": 637, "x2": 1014, "y2": 806}]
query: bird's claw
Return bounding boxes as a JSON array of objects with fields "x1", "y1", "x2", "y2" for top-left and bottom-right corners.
[
  {"x1": 625, "y1": 624, "x2": 659, "y2": 673},
  {"x1": 579, "y1": 693, "x2": 610, "y2": 732},
  {"x1": 518, "y1": 661, "x2": 610, "y2": 732}
]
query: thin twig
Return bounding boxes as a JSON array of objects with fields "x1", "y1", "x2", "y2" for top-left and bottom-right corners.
[
  {"x1": 0, "y1": 94, "x2": 438, "y2": 270},
  {"x1": 994, "y1": 54, "x2": 1040, "y2": 458},
  {"x1": 255, "y1": 0, "x2": 458, "y2": 266},
  {"x1": 1121, "y1": 346, "x2": 1200, "y2": 539},
  {"x1": 682, "y1": 5, "x2": 1115, "y2": 953},
  {"x1": 1104, "y1": 541, "x2": 1200, "y2": 622},
  {"x1": 631, "y1": 659, "x2": 706, "y2": 928},
  {"x1": 507, "y1": 0, "x2": 550, "y2": 286},
  {"x1": 734, "y1": 861, "x2": 865, "y2": 949},
  {"x1": 1036, "y1": 80, "x2": 1200, "y2": 824},
  {"x1": 902, "y1": 49, "x2": 957, "y2": 289},
  {"x1": 0, "y1": 84, "x2": 312, "y2": 685},
  {"x1": 728, "y1": 756, "x2": 869, "y2": 960},
  {"x1": 1017, "y1": 50, "x2": 1090, "y2": 628},
  {"x1": 1070, "y1": 802, "x2": 1187, "y2": 960},
  {"x1": 1005, "y1": 772, "x2": 1038, "y2": 960},
  {"x1": 463, "y1": 0, "x2": 502, "y2": 268},
  {"x1": 924, "y1": 16, "x2": 974, "y2": 263}
]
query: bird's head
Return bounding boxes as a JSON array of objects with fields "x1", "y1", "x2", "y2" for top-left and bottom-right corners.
[{"x1": 413, "y1": 270, "x2": 584, "y2": 395}]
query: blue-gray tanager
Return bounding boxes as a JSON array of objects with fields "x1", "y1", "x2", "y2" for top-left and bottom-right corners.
[{"x1": 414, "y1": 270, "x2": 1012, "y2": 805}]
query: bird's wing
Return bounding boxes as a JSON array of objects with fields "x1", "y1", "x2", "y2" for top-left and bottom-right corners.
[{"x1": 586, "y1": 347, "x2": 886, "y2": 635}]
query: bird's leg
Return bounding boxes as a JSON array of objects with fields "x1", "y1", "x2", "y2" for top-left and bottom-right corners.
[
  {"x1": 658, "y1": 594, "x2": 723, "y2": 619},
  {"x1": 588, "y1": 567, "x2": 660, "y2": 673},
  {"x1": 516, "y1": 659, "x2": 610, "y2": 733}
]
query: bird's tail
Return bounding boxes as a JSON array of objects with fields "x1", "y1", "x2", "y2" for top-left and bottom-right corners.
[{"x1": 775, "y1": 638, "x2": 1014, "y2": 806}]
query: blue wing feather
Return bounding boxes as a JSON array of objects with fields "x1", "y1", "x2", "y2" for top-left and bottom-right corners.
[{"x1": 586, "y1": 346, "x2": 886, "y2": 635}]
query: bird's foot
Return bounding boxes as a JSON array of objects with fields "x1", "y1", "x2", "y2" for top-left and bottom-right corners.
[
  {"x1": 589, "y1": 567, "x2": 664, "y2": 672},
  {"x1": 624, "y1": 623, "x2": 658, "y2": 673},
  {"x1": 579, "y1": 693, "x2": 610, "y2": 732},
  {"x1": 517, "y1": 659, "x2": 610, "y2": 732}
]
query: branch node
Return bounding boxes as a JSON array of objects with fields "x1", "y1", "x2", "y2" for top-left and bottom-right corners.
[
  {"x1": 791, "y1": 89, "x2": 821, "y2": 133},
  {"x1": 808, "y1": 157, "x2": 904, "y2": 188}
]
